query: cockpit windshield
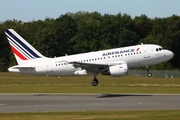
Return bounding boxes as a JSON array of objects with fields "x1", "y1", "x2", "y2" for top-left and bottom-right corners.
[{"x1": 156, "y1": 47, "x2": 164, "y2": 51}]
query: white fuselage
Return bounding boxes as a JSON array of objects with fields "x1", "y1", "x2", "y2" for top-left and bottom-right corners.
[{"x1": 8, "y1": 44, "x2": 174, "y2": 76}]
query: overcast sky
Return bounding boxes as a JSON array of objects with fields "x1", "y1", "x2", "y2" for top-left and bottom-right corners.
[{"x1": 0, "y1": 0, "x2": 180, "y2": 22}]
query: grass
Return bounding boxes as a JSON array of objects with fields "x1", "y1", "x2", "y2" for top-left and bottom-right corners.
[
  {"x1": 0, "y1": 110, "x2": 180, "y2": 120},
  {"x1": 0, "y1": 72, "x2": 180, "y2": 94},
  {"x1": 1, "y1": 72, "x2": 180, "y2": 119}
]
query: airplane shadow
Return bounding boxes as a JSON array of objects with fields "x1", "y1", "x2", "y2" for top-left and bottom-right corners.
[
  {"x1": 98, "y1": 94, "x2": 152, "y2": 98},
  {"x1": 33, "y1": 93, "x2": 153, "y2": 98}
]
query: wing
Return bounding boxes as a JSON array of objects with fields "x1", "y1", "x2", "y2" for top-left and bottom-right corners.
[{"x1": 68, "y1": 61, "x2": 109, "y2": 73}]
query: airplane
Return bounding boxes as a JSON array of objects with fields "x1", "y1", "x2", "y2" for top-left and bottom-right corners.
[{"x1": 4, "y1": 29, "x2": 174, "y2": 86}]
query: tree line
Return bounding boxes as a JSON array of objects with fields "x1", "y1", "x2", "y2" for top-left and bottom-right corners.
[{"x1": 0, "y1": 11, "x2": 179, "y2": 71}]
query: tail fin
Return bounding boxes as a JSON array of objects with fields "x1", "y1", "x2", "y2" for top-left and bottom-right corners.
[{"x1": 4, "y1": 29, "x2": 45, "y2": 64}]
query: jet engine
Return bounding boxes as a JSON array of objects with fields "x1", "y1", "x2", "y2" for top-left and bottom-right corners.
[
  {"x1": 74, "y1": 69, "x2": 88, "y2": 76},
  {"x1": 102, "y1": 64, "x2": 128, "y2": 77}
]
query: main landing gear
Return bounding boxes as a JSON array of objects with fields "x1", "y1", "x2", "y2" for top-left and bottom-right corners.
[
  {"x1": 91, "y1": 72, "x2": 99, "y2": 86},
  {"x1": 91, "y1": 78, "x2": 99, "y2": 86},
  {"x1": 146, "y1": 66, "x2": 152, "y2": 77}
]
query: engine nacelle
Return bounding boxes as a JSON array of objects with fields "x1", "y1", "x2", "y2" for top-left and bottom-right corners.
[
  {"x1": 74, "y1": 69, "x2": 88, "y2": 76},
  {"x1": 102, "y1": 64, "x2": 128, "y2": 77}
]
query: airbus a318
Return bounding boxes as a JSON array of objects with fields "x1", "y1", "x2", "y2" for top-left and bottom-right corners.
[{"x1": 5, "y1": 29, "x2": 174, "y2": 86}]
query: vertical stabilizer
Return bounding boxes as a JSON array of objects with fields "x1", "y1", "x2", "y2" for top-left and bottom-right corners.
[{"x1": 4, "y1": 29, "x2": 45, "y2": 64}]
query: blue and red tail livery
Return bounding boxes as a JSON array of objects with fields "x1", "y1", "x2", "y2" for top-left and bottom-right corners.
[{"x1": 5, "y1": 29, "x2": 45, "y2": 64}]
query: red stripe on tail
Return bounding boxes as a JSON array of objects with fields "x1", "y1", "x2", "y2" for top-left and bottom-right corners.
[{"x1": 10, "y1": 46, "x2": 27, "y2": 60}]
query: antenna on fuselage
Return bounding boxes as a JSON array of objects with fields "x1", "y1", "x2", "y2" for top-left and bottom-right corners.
[{"x1": 141, "y1": 42, "x2": 144, "y2": 45}]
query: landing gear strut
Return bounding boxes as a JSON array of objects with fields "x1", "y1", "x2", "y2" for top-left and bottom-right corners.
[{"x1": 146, "y1": 66, "x2": 152, "y2": 77}]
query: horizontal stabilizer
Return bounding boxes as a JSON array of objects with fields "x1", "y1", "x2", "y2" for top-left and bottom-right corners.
[{"x1": 9, "y1": 65, "x2": 35, "y2": 69}]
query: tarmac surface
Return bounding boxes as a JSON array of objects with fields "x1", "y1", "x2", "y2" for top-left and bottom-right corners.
[{"x1": 0, "y1": 94, "x2": 180, "y2": 113}]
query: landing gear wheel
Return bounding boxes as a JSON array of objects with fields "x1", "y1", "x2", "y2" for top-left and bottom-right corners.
[
  {"x1": 91, "y1": 78, "x2": 99, "y2": 86},
  {"x1": 147, "y1": 72, "x2": 152, "y2": 77}
]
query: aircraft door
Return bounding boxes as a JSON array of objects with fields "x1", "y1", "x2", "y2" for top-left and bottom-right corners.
[
  {"x1": 143, "y1": 46, "x2": 150, "y2": 58},
  {"x1": 46, "y1": 60, "x2": 53, "y2": 73}
]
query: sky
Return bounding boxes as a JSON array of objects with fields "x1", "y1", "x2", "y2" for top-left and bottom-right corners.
[{"x1": 0, "y1": 0, "x2": 180, "y2": 22}]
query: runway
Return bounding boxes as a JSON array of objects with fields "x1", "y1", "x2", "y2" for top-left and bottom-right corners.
[{"x1": 0, "y1": 94, "x2": 180, "y2": 113}]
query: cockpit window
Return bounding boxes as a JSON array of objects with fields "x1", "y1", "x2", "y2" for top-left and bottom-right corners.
[{"x1": 156, "y1": 47, "x2": 164, "y2": 51}]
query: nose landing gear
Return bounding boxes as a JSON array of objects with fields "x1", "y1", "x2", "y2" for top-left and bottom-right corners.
[
  {"x1": 146, "y1": 66, "x2": 152, "y2": 77},
  {"x1": 147, "y1": 72, "x2": 152, "y2": 77}
]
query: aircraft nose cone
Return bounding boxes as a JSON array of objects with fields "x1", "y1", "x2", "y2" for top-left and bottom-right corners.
[{"x1": 167, "y1": 50, "x2": 174, "y2": 59}]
